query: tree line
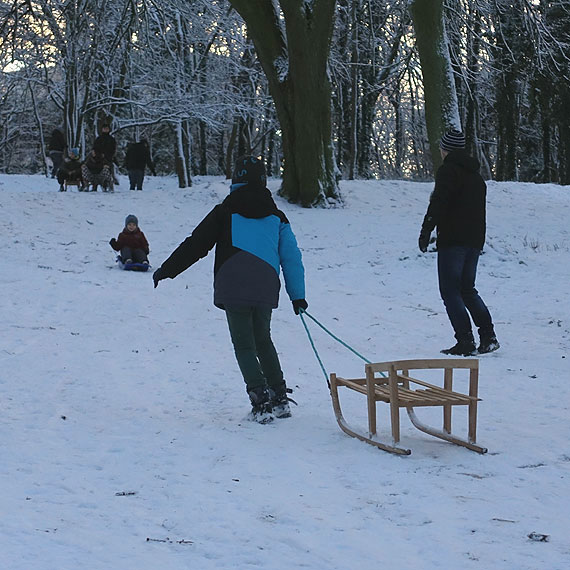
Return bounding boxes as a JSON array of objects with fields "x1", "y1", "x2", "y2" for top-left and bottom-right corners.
[{"x1": 0, "y1": 0, "x2": 568, "y2": 204}]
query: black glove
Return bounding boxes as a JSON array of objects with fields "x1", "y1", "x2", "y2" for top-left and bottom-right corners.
[
  {"x1": 153, "y1": 267, "x2": 166, "y2": 288},
  {"x1": 292, "y1": 299, "x2": 308, "y2": 315},
  {"x1": 418, "y1": 230, "x2": 430, "y2": 253},
  {"x1": 109, "y1": 238, "x2": 117, "y2": 247}
]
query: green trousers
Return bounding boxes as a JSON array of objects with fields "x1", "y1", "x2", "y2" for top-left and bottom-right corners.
[{"x1": 225, "y1": 306, "x2": 284, "y2": 392}]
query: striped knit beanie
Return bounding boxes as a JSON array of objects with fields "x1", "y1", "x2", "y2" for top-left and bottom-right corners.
[{"x1": 440, "y1": 129, "x2": 465, "y2": 152}]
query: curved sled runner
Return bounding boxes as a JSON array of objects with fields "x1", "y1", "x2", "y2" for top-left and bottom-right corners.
[
  {"x1": 330, "y1": 358, "x2": 487, "y2": 455},
  {"x1": 116, "y1": 257, "x2": 151, "y2": 272}
]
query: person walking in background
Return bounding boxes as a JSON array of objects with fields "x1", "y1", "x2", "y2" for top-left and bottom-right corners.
[
  {"x1": 48, "y1": 128, "x2": 66, "y2": 179},
  {"x1": 152, "y1": 155, "x2": 308, "y2": 424},
  {"x1": 419, "y1": 129, "x2": 499, "y2": 356},
  {"x1": 109, "y1": 214, "x2": 150, "y2": 265},
  {"x1": 125, "y1": 139, "x2": 156, "y2": 190}
]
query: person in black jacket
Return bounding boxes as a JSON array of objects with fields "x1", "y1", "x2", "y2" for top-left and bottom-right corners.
[
  {"x1": 93, "y1": 123, "x2": 118, "y2": 185},
  {"x1": 419, "y1": 129, "x2": 499, "y2": 356},
  {"x1": 56, "y1": 147, "x2": 83, "y2": 191},
  {"x1": 93, "y1": 124, "x2": 116, "y2": 163},
  {"x1": 125, "y1": 139, "x2": 156, "y2": 190},
  {"x1": 48, "y1": 128, "x2": 66, "y2": 178},
  {"x1": 153, "y1": 156, "x2": 308, "y2": 424},
  {"x1": 81, "y1": 148, "x2": 113, "y2": 192}
]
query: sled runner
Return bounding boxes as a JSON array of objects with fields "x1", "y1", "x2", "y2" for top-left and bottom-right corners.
[
  {"x1": 330, "y1": 358, "x2": 487, "y2": 455},
  {"x1": 116, "y1": 257, "x2": 151, "y2": 272}
]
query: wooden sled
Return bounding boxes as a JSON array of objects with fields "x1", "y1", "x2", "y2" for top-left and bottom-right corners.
[
  {"x1": 330, "y1": 358, "x2": 487, "y2": 455},
  {"x1": 64, "y1": 179, "x2": 83, "y2": 191}
]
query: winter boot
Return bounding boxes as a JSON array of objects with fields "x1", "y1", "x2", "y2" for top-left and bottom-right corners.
[
  {"x1": 478, "y1": 333, "x2": 500, "y2": 354},
  {"x1": 269, "y1": 384, "x2": 293, "y2": 419},
  {"x1": 247, "y1": 385, "x2": 274, "y2": 424},
  {"x1": 441, "y1": 332, "x2": 476, "y2": 356}
]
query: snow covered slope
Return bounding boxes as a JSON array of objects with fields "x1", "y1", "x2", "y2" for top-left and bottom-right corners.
[{"x1": 0, "y1": 173, "x2": 568, "y2": 569}]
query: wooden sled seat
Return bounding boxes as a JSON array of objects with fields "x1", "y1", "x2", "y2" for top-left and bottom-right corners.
[{"x1": 330, "y1": 358, "x2": 487, "y2": 455}]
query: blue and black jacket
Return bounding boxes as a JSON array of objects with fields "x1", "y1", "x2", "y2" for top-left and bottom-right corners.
[{"x1": 158, "y1": 182, "x2": 305, "y2": 309}]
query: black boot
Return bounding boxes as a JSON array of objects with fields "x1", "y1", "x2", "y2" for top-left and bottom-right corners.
[
  {"x1": 269, "y1": 384, "x2": 293, "y2": 419},
  {"x1": 441, "y1": 332, "x2": 476, "y2": 356},
  {"x1": 477, "y1": 334, "x2": 501, "y2": 354},
  {"x1": 478, "y1": 328, "x2": 500, "y2": 354},
  {"x1": 247, "y1": 386, "x2": 274, "y2": 424}
]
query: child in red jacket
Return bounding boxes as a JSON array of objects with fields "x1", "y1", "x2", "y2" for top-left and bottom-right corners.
[{"x1": 110, "y1": 214, "x2": 150, "y2": 264}]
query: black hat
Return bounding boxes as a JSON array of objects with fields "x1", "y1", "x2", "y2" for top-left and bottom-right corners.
[
  {"x1": 231, "y1": 155, "x2": 266, "y2": 191},
  {"x1": 125, "y1": 214, "x2": 138, "y2": 226},
  {"x1": 440, "y1": 129, "x2": 465, "y2": 152}
]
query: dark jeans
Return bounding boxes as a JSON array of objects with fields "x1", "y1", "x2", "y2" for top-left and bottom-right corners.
[
  {"x1": 437, "y1": 246, "x2": 493, "y2": 339},
  {"x1": 49, "y1": 151, "x2": 64, "y2": 178},
  {"x1": 128, "y1": 169, "x2": 144, "y2": 190},
  {"x1": 120, "y1": 247, "x2": 147, "y2": 264},
  {"x1": 225, "y1": 306, "x2": 284, "y2": 393}
]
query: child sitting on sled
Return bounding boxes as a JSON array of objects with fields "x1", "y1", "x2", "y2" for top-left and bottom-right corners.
[
  {"x1": 57, "y1": 147, "x2": 83, "y2": 192},
  {"x1": 109, "y1": 214, "x2": 150, "y2": 265}
]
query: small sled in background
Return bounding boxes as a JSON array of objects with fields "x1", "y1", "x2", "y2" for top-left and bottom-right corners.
[{"x1": 116, "y1": 256, "x2": 151, "y2": 272}]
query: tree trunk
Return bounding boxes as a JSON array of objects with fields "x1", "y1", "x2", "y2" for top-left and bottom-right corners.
[
  {"x1": 175, "y1": 121, "x2": 189, "y2": 188},
  {"x1": 228, "y1": 0, "x2": 340, "y2": 206},
  {"x1": 410, "y1": 0, "x2": 460, "y2": 173}
]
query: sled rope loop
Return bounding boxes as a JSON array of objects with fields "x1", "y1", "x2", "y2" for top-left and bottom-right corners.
[{"x1": 299, "y1": 310, "x2": 384, "y2": 388}]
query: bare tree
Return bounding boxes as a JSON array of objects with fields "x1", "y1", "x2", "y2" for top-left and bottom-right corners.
[
  {"x1": 228, "y1": 0, "x2": 340, "y2": 206},
  {"x1": 410, "y1": 0, "x2": 461, "y2": 172}
]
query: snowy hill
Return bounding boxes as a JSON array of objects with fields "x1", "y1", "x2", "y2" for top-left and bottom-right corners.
[{"x1": 1, "y1": 173, "x2": 568, "y2": 569}]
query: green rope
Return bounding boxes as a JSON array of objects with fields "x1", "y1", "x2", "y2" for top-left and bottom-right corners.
[
  {"x1": 299, "y1": 310, "x2": 386, "y2": 386},
  {"x1": 302, "y1": 311, "x2": 372, "y2": 364},
  {"x1": 299, "y1": 311, "x2": 330, "y2": 387}
]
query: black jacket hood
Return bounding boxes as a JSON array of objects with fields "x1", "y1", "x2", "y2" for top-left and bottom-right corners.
[
  {"x1": 223, "y1": 183, "x2": 280, "y2": 219},
  {"x1": 444, "y1": 149, "x2": 481, "y2": 173}
]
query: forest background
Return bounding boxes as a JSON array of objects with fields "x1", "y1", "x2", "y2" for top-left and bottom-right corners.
[{"x1": 1, "y1": 0, "x2": 569, "y2": 202}]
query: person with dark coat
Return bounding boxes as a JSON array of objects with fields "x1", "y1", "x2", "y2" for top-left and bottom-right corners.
[
  {"x1": 152, "y1": 155, "x2": 308, "y2": 424},
  {"x1": 419, "y1": 129, "x2": 499, "y2": 356},
  {"x1": 93, "y1": 123, "x2": 118, "y2": 184},
  {"x1": 57, "y1": 148, "x2": 83, "y2": 191},
  {"x1": 93, "y1": 124, "x2": 116, "y2": 163},
  {"x1": 48, "y1": 128, "x2": 66, "y2": 178},
  {"x1": 81, "y1": 149, "x2": 113, "y2": 192},
  {"x1": 125, "y1": 139, "x2": 156, "y2": 190},
  {"x1": 109, "y1": 214, "x2": 150, "y2": 265}
]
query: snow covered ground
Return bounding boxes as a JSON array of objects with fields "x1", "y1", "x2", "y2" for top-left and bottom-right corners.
[{"x1": 0, "y1": 172, "x2": 568, "y2": 569}]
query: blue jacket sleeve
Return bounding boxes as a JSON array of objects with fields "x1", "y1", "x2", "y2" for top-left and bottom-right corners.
[{"x1": 278, "y1": 222, "x2": 305, "y2": 301}]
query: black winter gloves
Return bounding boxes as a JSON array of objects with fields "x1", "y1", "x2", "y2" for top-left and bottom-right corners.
[
  {"x1": 418, "y1": 230, "x2": 430, "y2": 253},
  {"x1": 419, "y1": 214, "x2": 435, "y2": 253},
  {"x1": 292, "y1": 299, "x2": 308, "y2": 315},
  {"x1": 153, "y1": 267, "x2": 166, "y2": 288},
  {"x1": 109, "y1": 237, "x2": 117, "y2": 247}
]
